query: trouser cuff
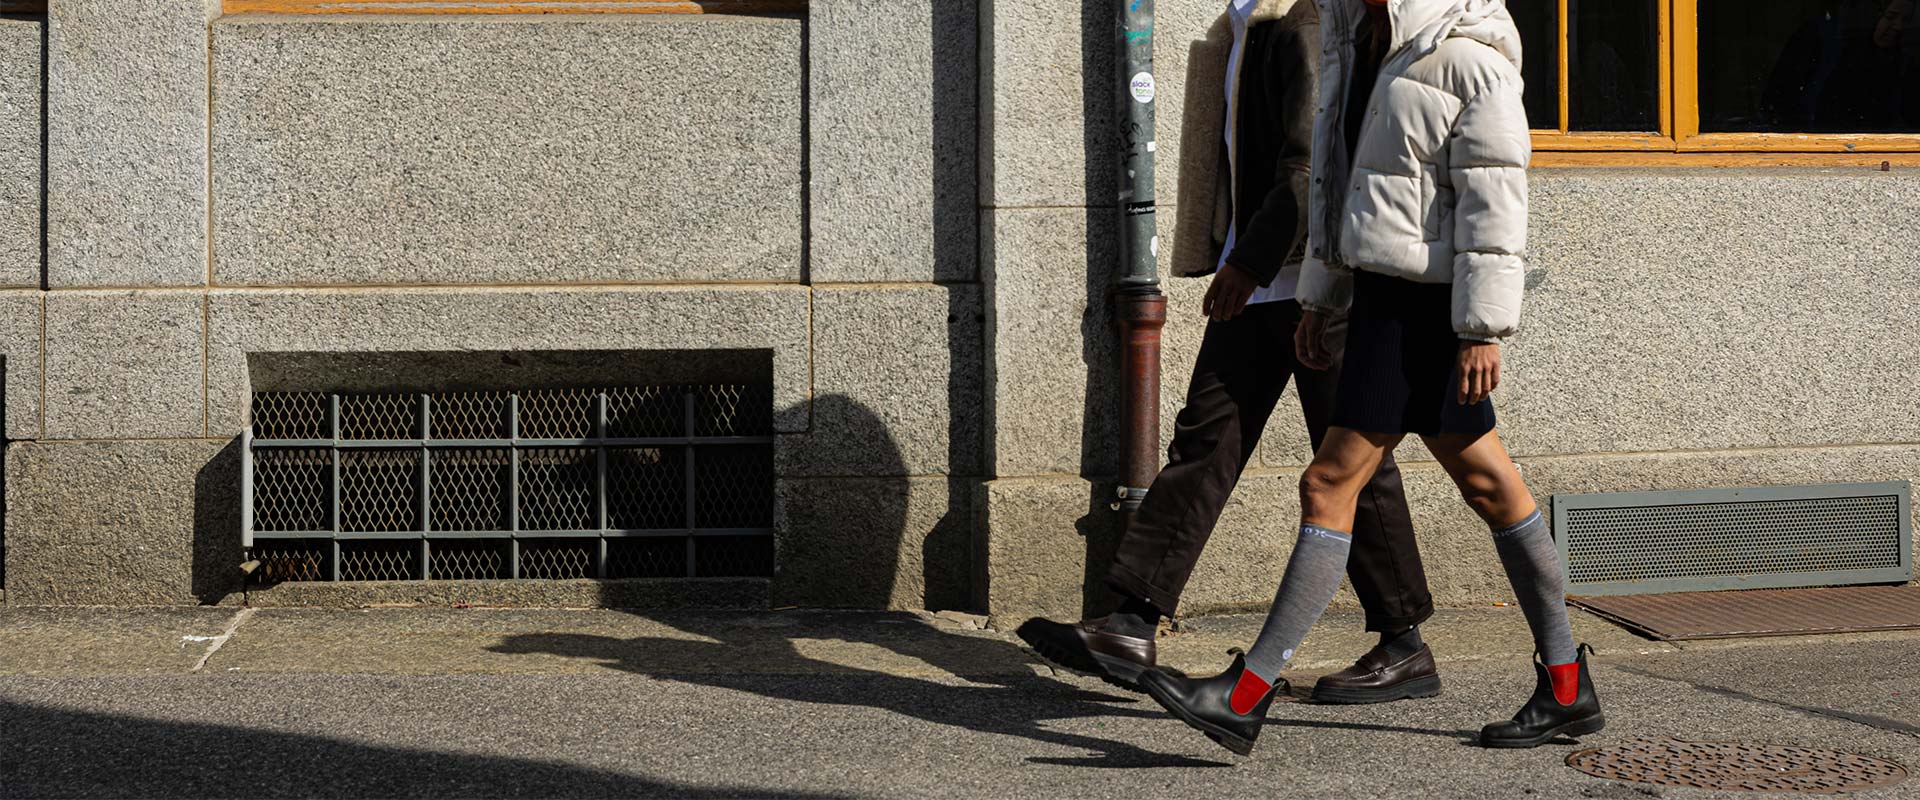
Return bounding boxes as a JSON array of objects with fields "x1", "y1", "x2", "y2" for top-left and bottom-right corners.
[
  {"x1": 1363, "y1": 603, "x2": 1435, "y2": 633},
  {"x1": 1104, "y1": 563, "x2": 1182, "y2": 617}
]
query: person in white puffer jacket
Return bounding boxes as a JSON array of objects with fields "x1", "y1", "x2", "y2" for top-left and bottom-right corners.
[{"x1": 1136, "y1": 0, "x2": 1610, "y2": 757}]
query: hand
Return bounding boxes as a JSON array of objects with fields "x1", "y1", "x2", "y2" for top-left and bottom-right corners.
[
  {"x1": 1295, "y1": 310, "x2": 1333, "y2": 370},
  {"x1": 1456, "y1": 339, "x2": 1502, "y2": 405},
  {"x1": 1202, "y1": 263, "x2": 1259, "y2": 321}
]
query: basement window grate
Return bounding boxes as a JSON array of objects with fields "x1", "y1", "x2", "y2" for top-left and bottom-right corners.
[
  {"x1": 243, "y1": 385, "x2": 775, "y2": 582},
  {"x1": 1553, "y1": 481, "x2": 1912, "y2": 596}
]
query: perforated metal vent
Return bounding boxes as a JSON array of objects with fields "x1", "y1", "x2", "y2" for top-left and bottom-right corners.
[
  {"x1": 243, "y1": 385, "x2": 774, "y2": 583},
  {"x1": 1554, "y1": 482, "x2": 1912, "y2": 596}
]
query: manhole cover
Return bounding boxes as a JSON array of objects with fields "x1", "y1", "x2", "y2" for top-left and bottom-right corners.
[{"x1": 1569, "y1": 738, "x2": 1909, "y2": 794}]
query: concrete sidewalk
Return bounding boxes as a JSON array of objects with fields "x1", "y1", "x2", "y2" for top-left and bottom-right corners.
[{"x1": 0, "y1": 605, "x2": 1914, "y2": 798}]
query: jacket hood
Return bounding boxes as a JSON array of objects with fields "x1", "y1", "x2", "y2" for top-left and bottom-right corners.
[{"x1": 1322, "y1": 0, "x2": 1523, "y2": 70}]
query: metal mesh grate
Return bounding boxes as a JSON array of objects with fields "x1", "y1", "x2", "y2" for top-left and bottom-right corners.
[
  {"x1": 431, "y1": 392, "x2": 507, "y2": 440},
  {"x1": 520, "y1": 538, "x2": 593, "y2": 580},
  {"x1": 606, "y1": 386, "x2": 682, "y2": 438},
  {"x1": 340, "y1": 450, "x2": 419, "y2": 532},
  {"x1": 247, "y1": 385, "x2": 775, "y2": 583},
  {"x1": 519, "y1": 389, "x2": 593, "y2": 439},
  {"x1": 609, "y1": 447, "x2": 685, "y2": 529},
  {"x1": 254, "y1": 539, "x2": 328, "y2": 583},
  {"x1": 339, "y1": 540, "x2": 417, "y2": 581},
  {"x1": 429, "y1": 540, "x2": 505, "y2": 581},
  {"x1": 1556, "y1": 483, "x2": 1912, "y2": 595},
  {"x1": 608, "y1": 537, "x2": 689, "y2": 579},
  {"x1": 253, "y1": 449, "x2": 330, "y2": 532},
  {"x1": 695, "y1": 384, "x2": 774, "y2": 437},
  {"x1": 430, "y1": 449, "x2": 508, "y2": 531},
  {"x1": 252, "y1": 392, "x2": 328, "y2": 440},
  {"x1": 520, "y1": 448, "x2": 595, "y2": 531},
  {"x1": 696, "y1": 535, "x2": 776, "y2": 578},
  {"x1": 340, "y1": 394, "x2": 418, "y2": 440},
  {"x1": 696, "y1": 446, "x2": 775, "y2": 529}
]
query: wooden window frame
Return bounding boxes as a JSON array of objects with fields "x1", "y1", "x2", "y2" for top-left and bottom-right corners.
[{"x1": 1531, "y1": 0, "x2": 1920, "y2": 166}]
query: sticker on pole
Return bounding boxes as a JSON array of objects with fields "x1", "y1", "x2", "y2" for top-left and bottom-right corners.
[{"x1": 1129, "y1": 72, "x2": 1156, "y2": 104}]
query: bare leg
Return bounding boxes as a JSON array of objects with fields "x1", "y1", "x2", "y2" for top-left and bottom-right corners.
[
  {"x1": 1422, "y1": 429, "x2": 1576, "y2": 667},
  {"x1": 1420, "y1": 429, "x2": 1533, "y2": 527},
  {"x1": 1299, "y1": 427, "x2": 1405, "y2": 532}
]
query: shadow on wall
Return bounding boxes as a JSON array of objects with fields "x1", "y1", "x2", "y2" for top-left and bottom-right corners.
[
  {"x1": 1076, "y1": 0, "x2": 1127, "y2": 620},
  {"x1": 762, "y1": 394, "x2": 972, "y2": 611},
  {"x1": 0, "y1": 700, "x2": 845, "y2": 799},
  {"x1": 194, "y1": 439, "x2": 246, "y2": 606}
]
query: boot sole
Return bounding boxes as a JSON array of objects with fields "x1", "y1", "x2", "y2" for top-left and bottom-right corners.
[
  {"x1": 1140, "y1": 678, "x2": 1257, "y2": 757},
  {"x1": 1479, "y1": 713, "x2": 1607, "y2": 749},
  {"x1": 1311, "y1": 674, "x2": 1443, "y2": 705},
  {"x1": 1017, "y1": 626, "x2": 1149, "y2": 694}
]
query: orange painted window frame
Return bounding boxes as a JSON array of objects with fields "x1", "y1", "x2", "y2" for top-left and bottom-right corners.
[
  {"x1": 223, "y1": 0, "x2": 804, "y2": 14},
  {"x1": 1530, "y1": 0, "x2": 1920, "y2": 166}
]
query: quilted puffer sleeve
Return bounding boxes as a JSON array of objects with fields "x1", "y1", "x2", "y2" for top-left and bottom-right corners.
[
  {"x1": 1446, "y1": 78, "x2": 1530, "y2": 340},
  {"x1": 1296, "y1": 254, "x2": 1351, "y2": 315}
]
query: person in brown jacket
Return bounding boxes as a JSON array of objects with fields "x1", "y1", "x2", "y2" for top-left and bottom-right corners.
[{"x1": 1017, "y1": 0, "x2": 1443, "y2": 707}]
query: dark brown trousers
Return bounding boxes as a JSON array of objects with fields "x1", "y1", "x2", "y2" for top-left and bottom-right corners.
[{"x1": 1104, "y1": 300, "x2": 1434, "y2": 632}]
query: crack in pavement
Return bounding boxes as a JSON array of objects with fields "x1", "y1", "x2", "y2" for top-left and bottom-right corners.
[
  {"x1": 1614, "y1": 664, "x2": 1920, "y2": 739},
  {"x1": 189, "y1": 608, "x2": 255, "y2": 673}
]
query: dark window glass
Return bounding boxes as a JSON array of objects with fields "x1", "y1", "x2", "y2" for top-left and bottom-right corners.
[
  {"x1": 1700, "y1": 0, "x2": 1920, "y2": 133},
  {"x1": 1507, "y1": 0, "x2": 1561, "y2": 129},
  {"x1": 1568, "y1": 0, "x2": 1662, "y2": 131}
]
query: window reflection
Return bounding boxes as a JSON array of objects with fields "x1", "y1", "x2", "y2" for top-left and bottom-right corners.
[
  {"x1": 1568, "y1": 0, "x2": 1661, "y2": 131},
  {"x1": 1701, "y1": 0, "x2": 1920, "y2": 133},
  {"x1": 1507, "y1": 0, "x2": 1561, "y2": 129}
]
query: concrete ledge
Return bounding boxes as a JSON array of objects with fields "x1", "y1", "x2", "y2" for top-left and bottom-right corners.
[
  {"x1": 205, "y1": 286, "x2": 812, "y2": 436},
  {"x1": 211, "y1": 15, "x2": 802, "y2": 287},
  {"x1": 238, "y1": 578, "x2": 769, "y2": 611}
]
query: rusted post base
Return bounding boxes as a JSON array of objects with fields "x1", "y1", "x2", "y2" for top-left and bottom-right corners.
[{"x1": 1112, "y1": 290, "x2": 1167, "y2": 513}]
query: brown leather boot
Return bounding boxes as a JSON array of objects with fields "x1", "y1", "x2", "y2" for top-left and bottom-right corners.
[
  {"x1": 1310, "y1": 642, "x2": 1443, "y2": 704},
  {"x1": 1016, "y1": 616, "x2": 1155, "y2": 690}
]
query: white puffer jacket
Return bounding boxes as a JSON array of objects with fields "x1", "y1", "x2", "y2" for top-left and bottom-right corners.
[{"x1": 1294, "y1": 0, "x2": 1530, "y2": 340}]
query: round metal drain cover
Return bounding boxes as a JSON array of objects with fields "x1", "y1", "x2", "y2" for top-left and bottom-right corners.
[{"x1": 1568, "y1": 738, "x2": 1908, "y2": 794}]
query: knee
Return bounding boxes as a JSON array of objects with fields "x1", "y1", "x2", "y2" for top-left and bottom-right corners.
[
  {"x1": 1298, "y1": 463, "x2": 1350, "y2": 517},
  {"x1": 1455, "y1": 470, "x2": 1509, "y2": 519}
]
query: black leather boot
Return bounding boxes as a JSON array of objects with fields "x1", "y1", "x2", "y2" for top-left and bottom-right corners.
[
  {"x1": 1479, "y1": 644, "x2": 1606, "y2": 748},
  {"x1": 1138, "y1": 652, "x2": 1282, "y2": 756}
]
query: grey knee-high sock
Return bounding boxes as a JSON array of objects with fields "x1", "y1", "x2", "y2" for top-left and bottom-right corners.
[
  {"x1": 1491, "y1": 509, "x2": 1578, "y2": 665},
  {"x1": 1243, "y1": 524, "x2": 1354, "y2": 682}
]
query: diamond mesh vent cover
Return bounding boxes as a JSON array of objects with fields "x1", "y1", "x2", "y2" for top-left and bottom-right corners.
[{"x1": 245, "y1": 384, "x2": 775, "y2": 583}]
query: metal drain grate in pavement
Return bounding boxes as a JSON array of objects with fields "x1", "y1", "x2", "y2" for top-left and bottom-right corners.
[
  {"x1": 1569, "y1": 585, "x2": 1920, "y2": 641},
  {"x1": 1568, "y1": 738, "x2": 1908, "y2": 794}
]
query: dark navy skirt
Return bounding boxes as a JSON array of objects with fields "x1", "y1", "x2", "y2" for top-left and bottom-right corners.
[{"x1": 1329, "y1": 271, "x2": 1497, "y2": 437}]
